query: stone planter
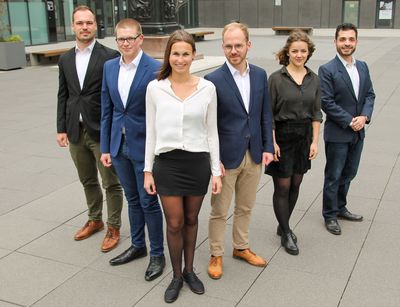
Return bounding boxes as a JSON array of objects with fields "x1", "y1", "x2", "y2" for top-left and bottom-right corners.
[{"x1": 0, "y1": 41, "x2": 26, "y2": 70}]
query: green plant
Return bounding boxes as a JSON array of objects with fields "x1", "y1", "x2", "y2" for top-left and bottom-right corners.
[{"x1": 4, "y1": 34, "x2": 22, "y2": 42}]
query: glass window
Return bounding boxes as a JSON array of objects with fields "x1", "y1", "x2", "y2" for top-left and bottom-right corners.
[
  {"x1": 376, "y1": 0, "x2": 395, "y2": 28},
  {"x1": 343, "y1": 1, "x2": 359, "y2": 26},
  {"x1": 8, "y1": 1, "x2": 31, "y2": 45},
  {"x1": 28, "y1": 0, "x2": 49, "y2": 44}
]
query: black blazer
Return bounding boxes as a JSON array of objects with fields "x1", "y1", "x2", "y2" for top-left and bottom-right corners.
[{"x1": 57, "y1": 41, "x2": 119, "y2": 144}]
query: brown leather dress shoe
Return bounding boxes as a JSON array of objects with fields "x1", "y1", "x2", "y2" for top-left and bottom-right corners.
[
  {"x1": 208, "y1": 256, "x2": 223, "y2": 279},
  {"x1": 233, "y1": 248, "x2": 267, "y2": 267},
  {"x1": 101, "y1": 226, "x2": 120, "y2": 252},
  {"x1": 74, "y1": 220, "x2": 104, "y2": 241}
]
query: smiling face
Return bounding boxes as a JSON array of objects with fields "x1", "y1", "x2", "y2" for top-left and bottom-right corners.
[
  {"x1": 72, "y1": 9, "x2": 97, "y2": 44},
  {"x1": 169, "y1": 41, "x2": 195, "y2": 75},
  {"x1": 288, "y1": 41, "x2": 309, "y2": 68},
  {"x1": 116, "y1": 26, "x2": 143, "y2": 63},
  {"x1": 222, "y1": 27, "x2": 251, "y2": 71},
  {"x1": 335, "y1": 29, "x2": 358, "y2": 61}
]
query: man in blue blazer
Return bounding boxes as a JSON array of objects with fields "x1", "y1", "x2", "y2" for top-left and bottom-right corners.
[
  {"x1": 319, "y1": 23, "x2": 375, "y2": 235},
  {"x1": 100, "y1": 19, "x2": 164, "y2": 281},
  {"x1": 205, "y1": 22, "x2": 274, "y2": 279}
]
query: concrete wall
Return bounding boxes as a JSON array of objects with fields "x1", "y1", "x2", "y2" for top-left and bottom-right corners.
[{"x1": 198, "y1": 0, "x2": 400, "y2": 29}]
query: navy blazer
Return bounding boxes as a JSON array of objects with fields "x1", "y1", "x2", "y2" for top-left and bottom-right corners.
[
  {"x1": 100, "y1": 53, "x2": 161, "y2": 161},
  {"x1": 205, "y1": 63, "x2": 274, "y2": 169},
  {"x1": 318, "y1": 56, "x2": 375, "y2": 143}
]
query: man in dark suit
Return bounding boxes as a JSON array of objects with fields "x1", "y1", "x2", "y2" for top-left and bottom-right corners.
[
  {"x1": 100, "y1": 18, "x2": 164, "y2": 281},
  {"x1": 205, "y1": 22, "x2": 274, "y2": 279},
  {"x1": 319, "y1": 23, "x2": 375, "y2": 235},
  {"x1": 56, "y1": 6, "x2": 123, "y2": 252}
]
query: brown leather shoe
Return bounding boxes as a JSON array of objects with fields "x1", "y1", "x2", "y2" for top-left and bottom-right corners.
[
  {"x1": 208, "y1": 256, "x2": 223, "y2": 279},
  {"x1": 101, "y1": 226, "x2": 120, "y2": 252},
  {"x1": 232, "y1": 248, "x2": 267, "y2": 267},
  {"x1": 74, "y1": 220, "x2": 104, "y2": 241}
]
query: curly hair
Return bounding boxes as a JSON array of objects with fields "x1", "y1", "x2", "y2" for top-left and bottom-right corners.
[{"x1": 276, "y1": 30, "x2": 315, "y2": 66}]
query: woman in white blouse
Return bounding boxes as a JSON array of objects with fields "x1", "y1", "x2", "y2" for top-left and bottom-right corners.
[{"x1": 144, "y1": 30, "x2": 222, "y2": 303}]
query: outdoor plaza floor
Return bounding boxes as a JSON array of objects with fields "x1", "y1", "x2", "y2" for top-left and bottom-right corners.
[{"x1": 0, "y1": 28, "x2": 400, "y2": 306}]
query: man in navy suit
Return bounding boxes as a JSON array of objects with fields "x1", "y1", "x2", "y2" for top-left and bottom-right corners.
[
  {"x1": 205, "y1": 22, "x2": 274, "y2": 279},
  {"x1": 100, "y1": 18, "x2": 164, "y2": 281},
  {"x1": 319, "y1": 23, "x2": 375, "y2": 235}
]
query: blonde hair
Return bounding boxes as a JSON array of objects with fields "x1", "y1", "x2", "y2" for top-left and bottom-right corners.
[{"x1": 222, "y1": 22, "x2": 249, "y2": 42}]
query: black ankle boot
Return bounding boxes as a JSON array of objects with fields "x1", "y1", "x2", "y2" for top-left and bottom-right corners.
[
  {"x1": 164, "y1": 277, "x2": 183, "y2": 303},
  {"x1": 183, "y1": 269, "x2": 205, "y2": 294},
  {"x1": 281, "y1": 232, "x2": 299, "y2": 255},
  {"x1": 276, "y1": 225, "x2": 297, "y2": 243}
]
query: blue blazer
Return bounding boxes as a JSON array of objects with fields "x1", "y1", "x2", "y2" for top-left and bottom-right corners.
[
  {"x1": 318, "y1": 56, "x2": 375, "y2": 143},
  {"x1": 205, "y1": 63, "x2": 274, "y2": 169},
  {"x1": 100, "y1": 53, "x2": 161, "y2": 161}
]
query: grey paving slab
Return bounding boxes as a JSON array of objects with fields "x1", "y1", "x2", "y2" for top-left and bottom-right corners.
[
  {"x1": 373, "y1": 199, "x2": 400, "y2": 225},
  {"x1": 0, "y1": 248, "x2": 11, "y2": 259},
  {"x1": 271, "y1": 210, "x2": 371, "y2": 279},
  {"x1": 349, "y1": 222, "x2": 400, "y2": 291},
  {"x1": 0, "y1": 301, "x2": 23, "y2": 307},
  {"x1": 32, "y1": 268, "x2": 153, "y2": 307},
  {"x1": 340, "y1": 280, "x2": 400, "y2": 307},
  {"x1": 0, "y1": 214, "x2": 59, "y2": 250},
  {"x1": 136, "y1": 284, "x2": 236, "y2": 307},
  {"x1": 239, "y1": 266, "x2": 346, "y2": 307},
  {"x1": 0, "y1": 252, "x2": 80, "y2": 306},
  {"x1": 19, "y1": 224, "x2": 110, "y2": 267}
]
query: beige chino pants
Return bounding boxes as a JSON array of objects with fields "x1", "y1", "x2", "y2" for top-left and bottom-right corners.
[{"x1": 208, "y1": 151, "x2": 262, "y2": 256}]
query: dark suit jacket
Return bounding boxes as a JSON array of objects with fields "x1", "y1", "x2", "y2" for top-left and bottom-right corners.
[
  {"x1": 100, "y1": 53, "x2": 161, "y2": 161},
  {"x1": 57, "y1": 41, "x2": 120, "y2": 144},
  {"x1": 318, "y1": 56, "x2": 375, "y2": 143},
  {"x1": 205, "y1": 63, "x2": 274, "y2": 169}
]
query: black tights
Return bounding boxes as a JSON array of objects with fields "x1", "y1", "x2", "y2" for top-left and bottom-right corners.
[
  {"x1": 272, "y1": 174, "x2": 304, "y2": 234},
  {"x1": 160, "y1": 195, "x2": 204, "y2": 279}
]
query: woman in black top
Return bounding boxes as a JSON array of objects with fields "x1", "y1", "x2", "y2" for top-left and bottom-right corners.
[{"x1": 266, "y1": 30, "x2": 322, "y2": 255}]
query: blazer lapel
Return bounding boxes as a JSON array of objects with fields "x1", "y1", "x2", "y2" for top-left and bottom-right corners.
[
  {"x1": 81, "y1": 42, "x2": 100, "y2": 91},
  {"x1": 221, "y1": 63, "x2": 247, "y2": 112},
  {"x1": 126, "y1": 54, "x2": 148, "y2": 107},
  {"x1": 355, "y1": 61, "x2": 365, "y2": 101},
  {"x1": 248, "y1": 66, "x2": 256, "y2": 113},
  {"x1": 335, "y1": 56, "x2": 357, "y2": 101},
  {"x1": 109, "y1": 60, "x2": 124, "y2": 108},
  {"x1": 66, "y1": 49, "x2": 81, "y2": 92}
]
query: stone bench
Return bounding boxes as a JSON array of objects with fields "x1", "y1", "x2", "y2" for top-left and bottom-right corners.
[
  {"x1": 29, "y1": 48, "x2": 71, "y2": 65},
  {"x1": 189, "y1": 31, "x2": 215, "y2": 41}
]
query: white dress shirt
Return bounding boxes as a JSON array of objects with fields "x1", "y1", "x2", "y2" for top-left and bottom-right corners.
[
  {"x1": 75, "y1": 39, "x2": 95, "y2": 90},
  {"x1": 337, "y1": 53, "x2": 360, "y2": 100},
  {"x1": 75, "y1": 39, "x2": 95, "y2": 122},
  {"x1": 226, "y1": 60, "x2": 251, "y2": 112},
  {"x1": 118, "y1": 50, "x2": 143, "y2": 108},
  {"x1": 144, "y1": 77, "x2": 221, "y2": 176}
]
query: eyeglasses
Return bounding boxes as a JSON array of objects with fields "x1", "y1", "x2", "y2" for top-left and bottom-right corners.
[
  {"x1": 115, "y1": 33, "x2": 142, "y2": 45},
  {"x1": 223, "y1": 44, "x2": 246, "y2": 52}
]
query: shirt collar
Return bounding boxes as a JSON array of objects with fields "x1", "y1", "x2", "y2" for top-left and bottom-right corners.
[
  {"x1": 119, "y1": 50, "x2": 143, "y2": 68},
  {"x1": 226, "y1": 60, "x2": 250, "y2": 77},
  {"x1": 75, "y1": 39, "x2": 96, "y2": 53},
  {"x1": 337, "y1": 52, "x2": 356, "y2": 67}
]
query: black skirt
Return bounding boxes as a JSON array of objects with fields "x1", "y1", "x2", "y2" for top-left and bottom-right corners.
[
  {"x1": 265, "y1": 120, "x2": 312, "y2": 178},
  {"x1": 153, "y1": 149, "x2": 211, "y2": 196}
]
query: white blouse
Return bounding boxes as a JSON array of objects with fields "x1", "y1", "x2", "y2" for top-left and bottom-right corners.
[{"x1": 144, "y1": 77, "x2": 221, "y2": 176}]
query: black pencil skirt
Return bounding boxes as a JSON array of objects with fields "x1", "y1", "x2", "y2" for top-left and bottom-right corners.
[
  {"x1": 265, "y1": 120, "x2": 312, "y2": 178},
  {"x1": 153, "y1": 149, "x2": 211, "y2": 196}
]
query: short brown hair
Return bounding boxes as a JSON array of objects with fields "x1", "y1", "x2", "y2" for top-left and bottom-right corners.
[
  {"x1": 276, "y1": 29, "x2": 315, "y2": 66},
  {"x1": 158, "y1": 30, "x2": 196, "y2": 80},
  {"x1": 222, "y1": 22, "x2": 249, "y2": 42},
  {"x1": 115, "y1": 18, "x2": 142, "y2": 35},
  {"x1": 72, "y1": 5, "x2": 95, "y2": 22}
]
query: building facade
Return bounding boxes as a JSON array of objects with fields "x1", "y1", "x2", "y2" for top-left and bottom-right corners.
[
  {"x1": 0, "y1": 0, "x2": 398, "y2": 46},
  {"x1": 198, "y1": 0, "x2": 399, "y2": 29}
]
